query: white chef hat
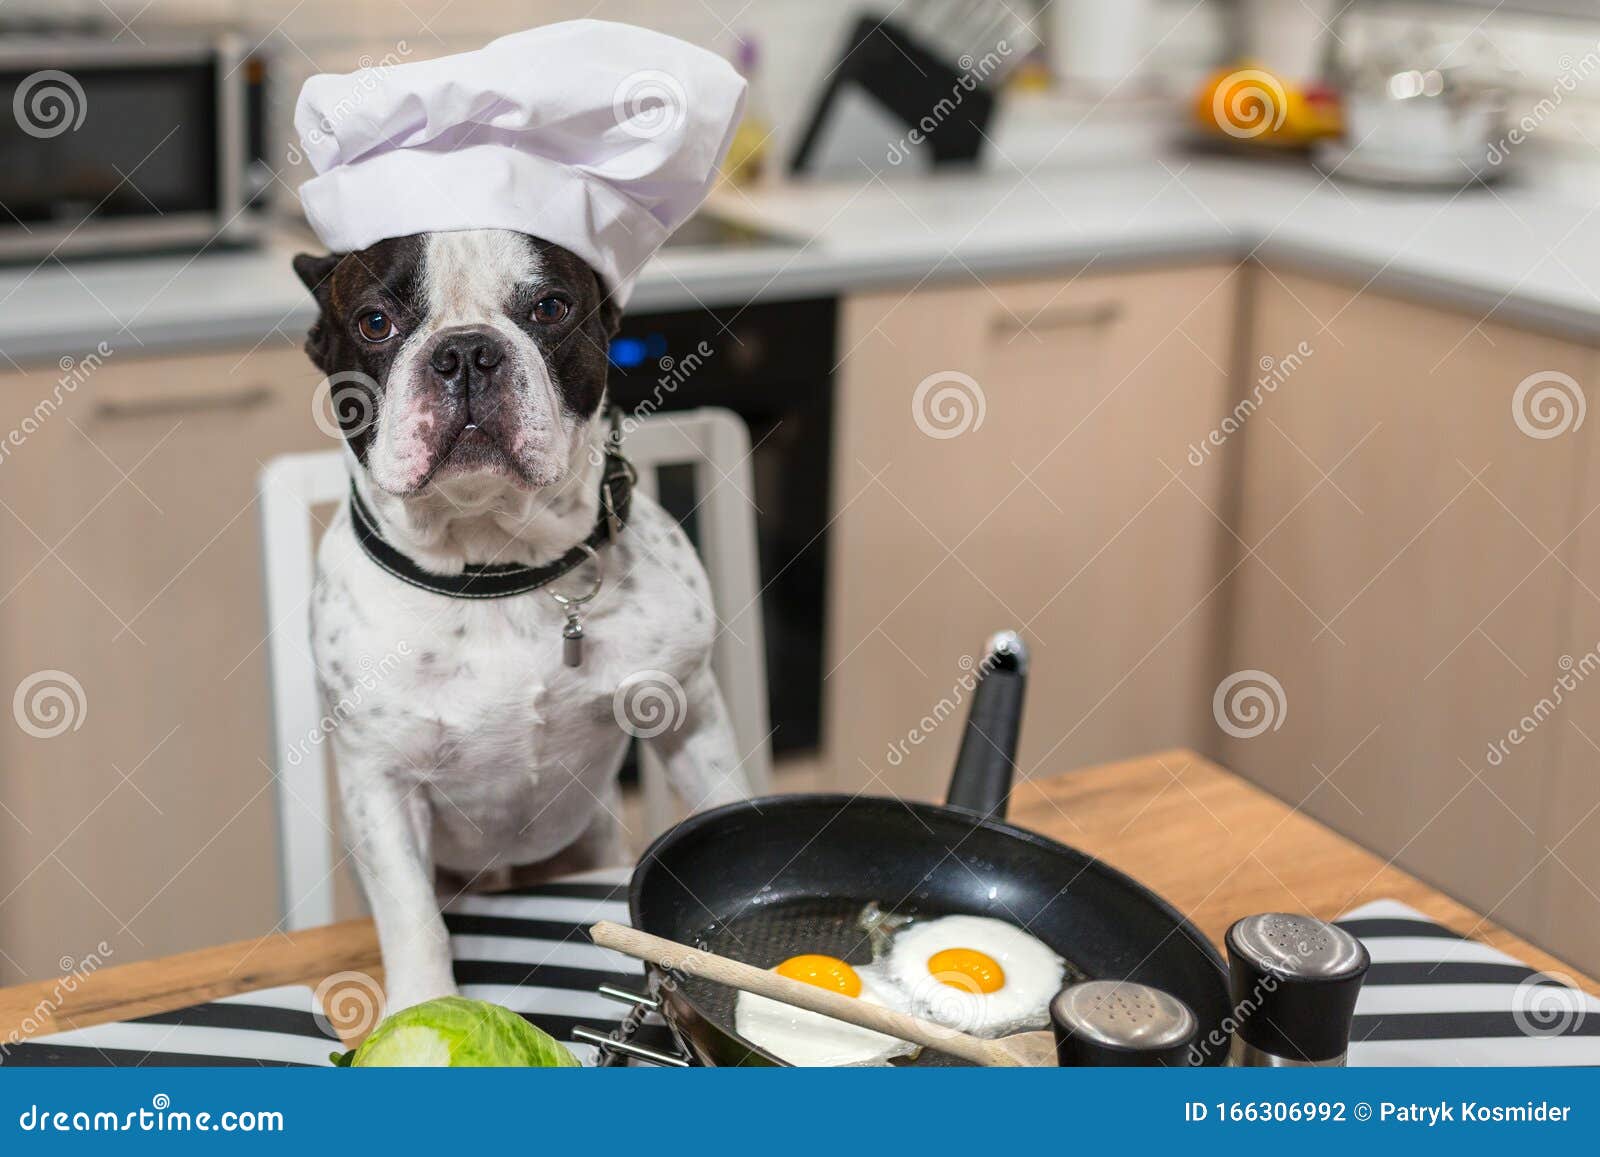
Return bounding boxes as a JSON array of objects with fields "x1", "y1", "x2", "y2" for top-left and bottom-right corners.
[{"x1": 295, "y1": 20, "x2": 746, "y2": 306}]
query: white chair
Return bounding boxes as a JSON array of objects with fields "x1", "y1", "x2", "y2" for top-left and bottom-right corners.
[{"x1": 257, "y1": 407, "x2": 772, "y2": 930}]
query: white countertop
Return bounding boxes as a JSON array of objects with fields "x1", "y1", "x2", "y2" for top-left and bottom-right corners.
[{"x1": 3, "y1": 155, "x2": 1599, "y2": 366}]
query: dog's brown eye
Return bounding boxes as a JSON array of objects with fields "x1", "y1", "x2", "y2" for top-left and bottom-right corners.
[
  {"x1": 356, "y1": 310, "x2": 396, "y2": 343},
  {"x1": 531, "y1": 296, "x2": 570, "y2": 325}
]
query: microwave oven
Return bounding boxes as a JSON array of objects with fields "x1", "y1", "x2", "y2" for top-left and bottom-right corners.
[{"x1": 0, "y1": 35, "x2": 266, "y2": 261}]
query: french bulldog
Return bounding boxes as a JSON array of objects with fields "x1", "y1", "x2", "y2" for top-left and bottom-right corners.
[{"x1": 292, "y1": 228, "x2": 749, "y2": 1011}]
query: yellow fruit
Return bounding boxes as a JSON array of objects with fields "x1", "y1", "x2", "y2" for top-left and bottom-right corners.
[{"x1": 1196, "y1": 64, "x2": 1340, "y2": 146}]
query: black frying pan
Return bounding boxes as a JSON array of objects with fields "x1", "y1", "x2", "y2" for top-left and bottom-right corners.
[{"x1": 627, "y1": 632, "x2": 1230, "y2": 1066}]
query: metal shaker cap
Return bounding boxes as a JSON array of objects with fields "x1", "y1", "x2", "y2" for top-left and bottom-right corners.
[
  {"x1": 1050, "y1": 980, "x2": 1198, "y2": 1067},
  {"x1": 1229, "y1": 913, "x2": 1368, "y2": 980},
  {"x1": 1225, "y1": 913, "x2": 1370, "y2": 1064}
]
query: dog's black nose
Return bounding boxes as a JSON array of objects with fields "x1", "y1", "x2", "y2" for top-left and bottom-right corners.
[{"x1": 428, "y1": 328, "x2": 506, "y2": 394}]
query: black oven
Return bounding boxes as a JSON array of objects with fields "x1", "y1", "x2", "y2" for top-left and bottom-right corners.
[
  {"x1": 607, "y1": 298, "x2": 837, "y2": 755},
  {"x1": 0, "y1": 35, "x2": 265, "y2": 260}
]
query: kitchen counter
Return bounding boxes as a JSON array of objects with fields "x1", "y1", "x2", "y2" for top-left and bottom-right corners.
[
  {"x1": 2, "y1": 748, "x2": 1591, "y2": 1048},
  {"x1": 5, "y1": 155, "x2": 1600, "y2": 366}
]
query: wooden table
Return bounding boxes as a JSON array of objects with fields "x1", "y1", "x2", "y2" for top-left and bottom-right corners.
[{"x1": 3, "y1": 748, "x2": 1593, "y2": 1044}]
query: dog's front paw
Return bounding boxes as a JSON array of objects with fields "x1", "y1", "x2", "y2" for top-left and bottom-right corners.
[{"x1": 383, "y1": 975, "x2": 459, "y2": 1015}]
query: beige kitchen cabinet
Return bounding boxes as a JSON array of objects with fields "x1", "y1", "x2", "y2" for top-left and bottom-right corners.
[
  {"x1": 0, "y1": 342, "x2": 328, "y2": 984},
  {"x1": 1541, "y1": 369, "x2": 1600, "y2": 975},
  {"x1": 1219, "y1": 266, "x2": 1600, "y2": 968},
  {"x1": 827, "y1": 263, "x2": 1245, "y2": 803}
]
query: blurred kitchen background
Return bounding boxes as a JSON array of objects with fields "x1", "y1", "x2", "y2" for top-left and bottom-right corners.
[{"x1": 6, "y1": 0, "x2": 1600, "y2": 987}]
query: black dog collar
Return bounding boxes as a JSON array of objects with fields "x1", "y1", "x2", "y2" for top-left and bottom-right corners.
[{"x1": 348, "y1": 412, "x2": 635, "y2": 600}]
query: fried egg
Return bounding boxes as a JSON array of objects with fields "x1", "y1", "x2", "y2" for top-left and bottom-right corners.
[
  {"x1": 734, "y1": 953, "x2": 918, "y2": 1067},
  {"x1": 884, "y1": 914, "x2": 1066, "y2": 1038}
]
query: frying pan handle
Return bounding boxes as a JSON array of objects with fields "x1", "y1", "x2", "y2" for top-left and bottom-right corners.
[{"x1": 944, "y1": 630, "x2": 1027, "y2": 819}]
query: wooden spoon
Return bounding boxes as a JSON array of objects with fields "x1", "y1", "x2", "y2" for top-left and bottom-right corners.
[{"x1": 589, "y1": 920, "x2": 1057, "y2": 1067}]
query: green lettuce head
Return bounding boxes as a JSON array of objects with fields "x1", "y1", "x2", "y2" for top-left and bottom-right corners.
[{"x1": 337, "y1": 996, "x2": 581, "y2": 1068}]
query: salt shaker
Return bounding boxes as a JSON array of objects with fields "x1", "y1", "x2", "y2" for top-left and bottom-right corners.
[{"x1": 1050, "y1": 979, "x2": 1199, "y2": 1066}]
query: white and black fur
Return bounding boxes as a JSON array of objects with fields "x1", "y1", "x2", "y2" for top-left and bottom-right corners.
[{"x1": 293, "y1": 230, "x2": 749, "y2": 1011}]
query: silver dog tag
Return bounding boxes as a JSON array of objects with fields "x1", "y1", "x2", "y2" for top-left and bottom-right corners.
[
  {"x1": 562, "y1": 613, "x2": 584, "y2": 668},
  {"x1": 550, "y1": 543, "x2": 603, "y2": 670}
]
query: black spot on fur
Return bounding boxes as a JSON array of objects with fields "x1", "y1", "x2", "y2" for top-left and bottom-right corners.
[
  {"x1": 293, "y1": 237, "x2": 425, "y2": 465},
  {"x1": 521, "y1": 240, "x2": 622, "y2": 419}
]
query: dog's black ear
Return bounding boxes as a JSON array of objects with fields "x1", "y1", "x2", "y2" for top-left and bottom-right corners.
[
  {"x1": 596, "y1": 278, "x2": 623, "y2": 340},
  {"x1": 292, "y1": 252, "x2": 342, "y2": 373},
  {"x1": 293, "y1": 252, "x2": 341, "y2": 302}
]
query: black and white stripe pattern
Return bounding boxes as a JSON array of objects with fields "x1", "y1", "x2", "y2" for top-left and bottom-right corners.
[
  {"x1": 1, "y1": 868, "x2": 665, "y2": 1069},
  {"x1": 1339, "y1": 900, "x2": 1600, "y2": 1066},
  {"x1": 1, "y1": 985, "x2": 339, "y2": 1067},
  {"x1": 445, "y1": 866, "x2": 676, "y2": 1065},
  {"x1": 10, "y1": 889, "x2": 1592, "y2": 1067}
]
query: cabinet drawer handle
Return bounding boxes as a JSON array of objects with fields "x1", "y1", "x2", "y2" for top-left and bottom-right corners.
[
  {"x1": 990, "y1": 301, "x2": 1124, "y2": 338},
  {"x1": 92, "y1": 384, "x2": 275, "y2": 422}
]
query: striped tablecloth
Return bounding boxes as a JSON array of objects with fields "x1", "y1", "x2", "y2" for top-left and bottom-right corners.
[
  {"x1": 1338, "y1": 899, "x2": 1600, "y2": 1066},
  {"x1": 442, "y1": 866, "x2": 673, "y2": 1065},
  {"x1": 1, "y1": 985, "x2": 338, "y2": 1067},
  {"x1": 6, "y1": 880, "x2": 1595, "y2": 1066}
]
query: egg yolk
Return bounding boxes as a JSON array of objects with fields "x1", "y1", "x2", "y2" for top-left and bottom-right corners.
[
  {"x1": 774, "y1": 954, "x2": 862, "y2": 998},
  {"x1": 927, "y1": 947, "x2": 1006, "y2": 994}
]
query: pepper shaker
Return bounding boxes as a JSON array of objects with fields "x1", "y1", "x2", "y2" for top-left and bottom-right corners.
[{"x1": 1225, "y1": 913, "x2": 1370, "y2": 1066}]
